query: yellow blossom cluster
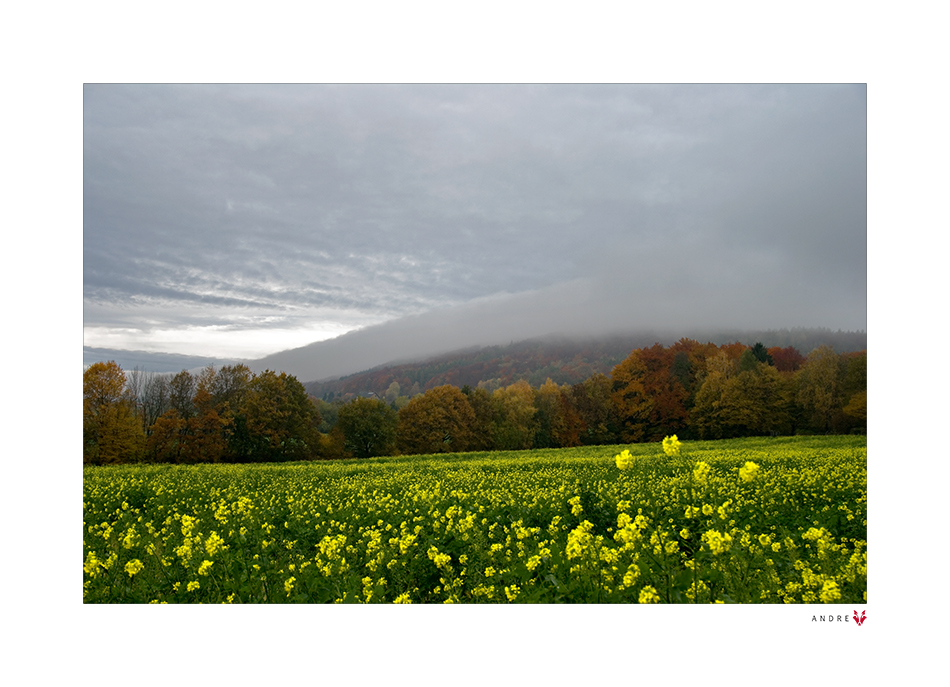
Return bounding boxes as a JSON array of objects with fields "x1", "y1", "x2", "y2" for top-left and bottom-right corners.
[{"x1": 83, "y1": 435, "x2": 865, "y2": 604}]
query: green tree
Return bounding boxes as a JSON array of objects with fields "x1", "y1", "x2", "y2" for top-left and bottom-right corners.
[
  {"x1": 337, "y1": 397, "x2": 398, "y2": 458},
  {"x1": 749, "y1": 342, "x2": 774, "y2": 366},
  {"x1": 238, "y1": 370, "x2": 322, "y2": 461}
]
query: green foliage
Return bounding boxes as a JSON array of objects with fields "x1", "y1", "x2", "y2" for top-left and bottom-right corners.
[
  {"x1": 337, "y1": 397, "x2": 398, "y2": 458},
  {"x1": 239, "y1": 370, "x2": 322, "y2": 462}
]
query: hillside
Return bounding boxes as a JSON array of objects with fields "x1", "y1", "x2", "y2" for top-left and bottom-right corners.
[{"x1": 304, "y1": 328, "x2": 866, "y2": 400}]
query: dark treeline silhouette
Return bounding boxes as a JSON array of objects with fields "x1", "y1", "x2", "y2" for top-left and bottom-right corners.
[{"x1": 84, "y1": 337, "x2": 866, "y2": 465}]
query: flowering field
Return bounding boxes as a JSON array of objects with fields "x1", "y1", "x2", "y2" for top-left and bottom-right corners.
[{"x1": 83, "y1": 435, "x2": 866, "y2": 604}]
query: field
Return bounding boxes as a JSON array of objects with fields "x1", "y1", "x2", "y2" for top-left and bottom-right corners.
[{"x1": 83, "y1": 435, "x2": 867, "y2": 604}]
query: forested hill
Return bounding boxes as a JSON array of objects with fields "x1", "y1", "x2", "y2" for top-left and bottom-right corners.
[{"x1": 304, "y1": 328, "x2": 866, "y2": 401}]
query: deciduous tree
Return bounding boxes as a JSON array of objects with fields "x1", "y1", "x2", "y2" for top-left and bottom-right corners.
[
  {"x1": 83, "y1": 361, "x2": 145, "y2": 464},
  {"x1": 491, "y1": 380, "x2": 537, "y2": 450},
  {"x1": 534, "y1": 378, "x2": 582, "y2": 448},
  {"x1": 337, "y1": 397, "x2": 398, "y2": 458},
  {"x1": 398, "y1": 385, "x2": 477, "y2": 455},
  {"x1": 795, "y1": 345, "x2": 842, "y2": 433},
  {"x1": 238, "y1": 370, "x2": 322, "y2": 461}
]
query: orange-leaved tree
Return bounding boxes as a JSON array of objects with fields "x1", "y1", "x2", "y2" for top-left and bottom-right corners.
[{"x1": 397, "y1": 384, "x2": 476, "y2": 455}]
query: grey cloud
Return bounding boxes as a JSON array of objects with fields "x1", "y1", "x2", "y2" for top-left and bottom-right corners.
[{"x1": 85, "y1": 83, "x2": 865, "y2": 360}]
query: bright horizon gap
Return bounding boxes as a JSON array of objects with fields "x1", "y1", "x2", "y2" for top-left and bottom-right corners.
[{"x1": 82, "y1": 323, "x2": 370, "y2": 361}]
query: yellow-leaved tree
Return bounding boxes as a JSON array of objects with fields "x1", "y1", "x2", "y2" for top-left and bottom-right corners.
[{"x1": 83, "y1": 361, "x2": 145, "y2": 464}]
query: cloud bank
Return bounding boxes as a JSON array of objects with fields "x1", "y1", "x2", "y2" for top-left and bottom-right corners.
[{"x1": 84, "y1": 84, "x2": 866, "y2": 366}]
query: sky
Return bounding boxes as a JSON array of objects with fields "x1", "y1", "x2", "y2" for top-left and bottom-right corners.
[{"x1": 84, "y1": 84, "x2": 866, "y2": 369}]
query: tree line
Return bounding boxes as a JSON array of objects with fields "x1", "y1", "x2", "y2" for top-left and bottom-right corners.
[
  {"x1": 83, "y1": 339, "x2": 866, "y2": 465},
  {"x1": 306, "y1": 328, "x2": 867, "y2": 400}
]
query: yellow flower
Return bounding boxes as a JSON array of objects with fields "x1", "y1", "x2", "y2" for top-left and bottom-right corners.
[
  {"x1": 124, "y1": 559, "x2": 144, "y2": 577},
  {"x1": 662, "y1": 435, "x2": 681, "y2": 457},
  {"x1": 638, "y1": 586, "x2": 660, "y2": 603},
  {"x1": 819, "y1": 579, "x2": 841, "y2": 603},
  {"x1": 615, "y1": 449, "x2": 635, "y2": 469},
  {"x1": 568, "y1": 496, "x2": 584, "y2": 516},
  {"x1": 393, "y1": 592, "x2": 412, "y2": 604},
  {"x1": 427, "y1": 546, "x2": 451, "y2": 569},
  {"x1": 566, "y1": 521, "x2": 594, "y2": 559},
  {"x1": 739, "y1": 461, "x2": 760, "y2": 482},
  {"x1": 181, "y1": 515, "x2": 196, "y2": 537},
  {"x1": 505, "y1": 585, "x2": 520, "y2": 602},
  {"x1": 198, "y1": 560, "x2": 213, "y2": 576},
  {"x1": 702, "y1": 529, "x2": 733, "y2": 555},
  {"x1": 204, "y1": 531, "x2": 226, "y2": 556},
  {"x1": 284, "y1": 576, "x2": 296, "y2": 596},
  {"x1": 693, "y1": 461, "x2": 711, "y2": 483},
  {"x1": 187, "y1": 580, "x2": 200, "y2": 592}
]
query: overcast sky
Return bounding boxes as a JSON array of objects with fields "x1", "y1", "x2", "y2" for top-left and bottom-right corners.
[{"x1": 84, "y1": 84, "x2": 866, "y2": 362}]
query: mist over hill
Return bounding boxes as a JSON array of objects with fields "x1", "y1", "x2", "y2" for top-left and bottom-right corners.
[
  {"x1": 246, "y1": 270, "x2": 866, "y2": 385},
  {"x1": 278, "y1": 324, "x2": 863, "y2": 395}
]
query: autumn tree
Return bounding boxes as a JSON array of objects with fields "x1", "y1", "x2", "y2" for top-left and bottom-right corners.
[
  {"x1": 838, "y1": 351, "x2": 867, "y2": 433},
  {"x1": 337, "y1": 397, "x2": 398, "y2": 458},
  {"x1": 610, "y1": 349, "x2": 653, "y2": 443},
  {"x1": 461, "y1": 385, "x2": 496, "y2": 451},
  {"x1": 168, "y1": 370, "x2": 197, "y2": 420},
  {"x1": 795, "y1": 345, "x2": 842, "y2": 433},
  {"x1": 534, "y1": 378, "x2": 582, "y2": 448},
  {"x1": 384, "y1": 381, "x2": 401, "y2": 405},
  {"x1": 147, "y1": 410, "x2": 187, "y2": 463},
  {"x1": 83, "y1": 361, "x2": 145, "y2": 464},
  {"x1": 140, "y1": 372, "x2": 170, "y2": 437},
  {"x1": 690, "y1": 351, "x2": 734, "y2": 440},
  {"x1": 397, "y1": 385, "x2": 477, "y2": 455},
  {"x1": 611, "y1": 344, "x2": 689, "y2": 443},
  {"x1": 716, "y1": 364, "x2": 792, "y2": 437},
  {"x1": 569, "y1": 373, "x2": 620, "y2": 445},
  {"x1": 491, "y1": 380, "x2": 538, "y2": 450},
  {"x1": 768, "y1": 346, "x2": 806, "y2": 373}
]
